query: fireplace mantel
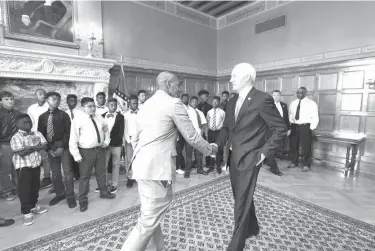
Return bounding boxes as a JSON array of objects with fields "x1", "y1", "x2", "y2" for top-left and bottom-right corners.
[{"x1": 0, "y1": 46, "x2": 115, "y2": 84}]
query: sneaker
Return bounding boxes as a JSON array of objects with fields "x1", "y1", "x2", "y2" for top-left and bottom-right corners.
[
  {"x1": 40, "y1": 178, "x2": 52, "y2": 189},
  {"x1": 48, "y1": 187, "x2": 55, "y2": 194},
  {"x1": 24, "y1": 213, "x2": 34, "y2": 226},
  {"x1": 109, "y1": 186, "x2": 117, "y2": 194},
  {"x1": 302, "y1": 166, "x2": 310, "y2": 172},
  {"x1": 176, "y1": 169, "x2": 185, "y2": 175},
  {"x1": 49, "y1": 195, "x2": 66, "y2": 206},
  {"x1": 3, "y1": 192, "x2": 16, "y2": 201},
  {"x1": 31, "y1": 205, "x2": 48, "y2": 214},
  {"x1": 126, "y1": 179, "x2": 134, "y2": 188},
  {"x1": 94, "y1": 187, "x2": 100, "y2": 193}
]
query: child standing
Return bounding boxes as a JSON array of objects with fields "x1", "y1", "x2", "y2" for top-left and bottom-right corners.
[{"x1": 10, "y1": 114, "x2": 48, "y2": 225}]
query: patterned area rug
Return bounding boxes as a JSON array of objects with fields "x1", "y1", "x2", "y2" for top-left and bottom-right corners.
[{"x1": 4, "y1": 175, "x2": 375, "y2": 251}]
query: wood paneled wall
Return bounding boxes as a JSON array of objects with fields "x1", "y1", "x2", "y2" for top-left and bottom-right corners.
[
  {"x1": 108, "y1": 65, "x2": 217, "y2": 101},
  {"x1": 217, "y1": 58, "x2": 375, "y2": 176}
]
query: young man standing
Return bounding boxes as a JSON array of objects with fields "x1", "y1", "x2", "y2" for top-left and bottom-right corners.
[
  {"x1": 123, "y1": 95, "x2": 139, "y2": 188},
  {"x1": 0, "y1": 91, "x2": 20, "y2": 202},
  {"x1": 27, "y1": 88, "x2": 52, "y2": 190},
  {"x1": 220, "y1": 91, "x2": 229, "y2": 112},
  {"x1": 184, "y1": 96, "x2": 209, "y2": 178},
  {"x1": 69, "y1": 97, "x2": 115, "y2": 212},
  {"x1": 95, "y1": 92, "x2": 108, "y2": 116},
  {"x1": 38, "y1": 92, "x2": 76, "y2": 208},
  {"x1": 11, "y1": 114, "x2": 48, "y2": 225},
  {"x1": 137, "y1": 90, "x2": 147, "y2": 110},
  {"x1": 206, "y1": 96, "x2": 225, "y2": 173},
  {"x1": 102, "y1": 98, "x2": 124, "y2": 193},
  {"x1": 65, "y1": 94, "x2": 81, "y2": 180},
  {"x1": 197, "y1": 89, "x2": 212, "y2": 117}
]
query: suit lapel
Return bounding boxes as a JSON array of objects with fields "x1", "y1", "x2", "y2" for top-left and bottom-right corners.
[
  {"x1": 230, "y1": 95, "x2": 239, "y2": 128},
  {"x1": 235, "y1": 87, "x2": 257, "y2": 127}
]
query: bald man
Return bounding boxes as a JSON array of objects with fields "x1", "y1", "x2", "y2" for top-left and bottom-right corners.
[
  {"x1": 214, "y1": 63, "x2": 286, "y2": 251},
  {"x1": 121, "y1": 71, "x2": 216, "y2": 251}
]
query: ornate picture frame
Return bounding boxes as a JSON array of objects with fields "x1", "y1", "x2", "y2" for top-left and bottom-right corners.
[{"x1": 2, "y1": 0, "x2": 79, "y2": 48}]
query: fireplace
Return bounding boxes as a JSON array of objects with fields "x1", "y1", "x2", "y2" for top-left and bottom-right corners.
[{"x1": 0, "y1": 46, "x2": 115, "y2": 112}]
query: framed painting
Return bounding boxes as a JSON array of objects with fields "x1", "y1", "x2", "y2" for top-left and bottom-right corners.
[{"x1": 2, "y1": 0, "x2": 79, "y2": 48}]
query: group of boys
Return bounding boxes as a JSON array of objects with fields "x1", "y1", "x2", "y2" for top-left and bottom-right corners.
[{"x1": 0, "y1": 88, "x2": 146, "y2": 226}]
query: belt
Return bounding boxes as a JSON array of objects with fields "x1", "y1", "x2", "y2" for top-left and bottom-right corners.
[
  {"x1": 292, "y1": 123, "x2": 310, "y2": 127},
  {"x1": 79, "y1": 146, "x2": 102, "y2": 150}
]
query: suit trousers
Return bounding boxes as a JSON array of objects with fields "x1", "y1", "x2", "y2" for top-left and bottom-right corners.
[
  {"x1": 40, "y1": 150, "x2": 51, "y2": 179},
  {"x1": 78, "y1": 147, "x2": 106, "y2": 204},
  {"x1": 16, "y1": 166, "x2": 41, "y2": 214},
  {"x1": 48, "y1": 143, "x2": 74, "y2": 198},
  {"x1": 176, "y1": 133, "x2": 185, "y2": 170},
  {"x1": 121, "y1": 180, "x2": 172, "y2": 251},
  {"x1": 290, "y1": 124, "x2": 312, "y2": 167},
  {"x1": 125, "y1": 142, "x2": 133, "y2": 179},
  {"x1": 105, "y1": 146, "x2": 122, "y2": 187},
  {"x1": 185, "y1": 144, "x2": 203, "y2": 172},
  {"x1": 227, "y1": 150, "x2": 261, "y2": 251},
  {"x1": 207, "y1": 130, "x2": 223, "y2": 167},
  {"x1": 0, "y1": 144, "x2": 18, "y2": 195}
]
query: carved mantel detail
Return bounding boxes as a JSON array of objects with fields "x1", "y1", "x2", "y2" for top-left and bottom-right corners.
[{"x1": 0, "y1": 46, "x2": 115, "y2": 84}]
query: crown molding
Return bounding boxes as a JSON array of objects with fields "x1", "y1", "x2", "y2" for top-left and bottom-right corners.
[{"x1": 217, "y1": 45, "x2": 375, "y2": 77}]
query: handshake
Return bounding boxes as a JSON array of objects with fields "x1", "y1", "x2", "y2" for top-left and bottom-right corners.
[{"x1": 209, "y1": 143, "x2": 219, "y2": 157}]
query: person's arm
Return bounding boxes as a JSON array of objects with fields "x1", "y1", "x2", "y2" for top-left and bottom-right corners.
[
  {"x1": 172, "y1": 100, "x2": 213, "y2": 156},
  {"x1": 259, "y1": 94, "x2": 287, "y2": 158},
  {"x1": 118, "y1": 114, "x2": 125, "y2": 139},
  {"x1": 69, "y1": 118, "x2": 82, "y2": 161},
  {"x1": 61, "y1": 112, "x2": 71, "y2": 149},
  {"x1": 310, "y1": 101, "x2": 319, "y2": 130}
]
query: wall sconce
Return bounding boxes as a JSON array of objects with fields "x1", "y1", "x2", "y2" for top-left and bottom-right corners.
[
  {"x1": 366, "y1": 79, "x2": 375, "y2": 89},
  {"x1": 72, "y1": 23, "x2": 82, "y2": 44}
]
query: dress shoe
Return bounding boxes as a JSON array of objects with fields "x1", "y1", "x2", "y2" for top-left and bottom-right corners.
[
  {"x1": 184, "y1": 172, "x2": 190, "y2": 178},
  {"x1": 80, "y1": 203, "x2": 88, "y2": 212},
  {"x1": 270, "y1": 170, "x2": 283, "y2": 176},
  {"x1": 249, "y1": 227, "x2": 260, "y2": 237},
  {"x1": 197, "y1": 169, "x2": 208, "y2": 175},
  {"x1": 126, "y1": 179, "x2": 135, "y2": 188},
  {"x1": 67, "y1": 197, "x2": 77, "y2": 208},
  {"x1": 49, "y1": 195, "x2": 66, "y2": 206},
  {"x1": 206, "y1": 167, "x2": 215, "y2": 173},
  {"x1": 216, "y1": 168, "x2": 222, "y2": 174},
  {"x1": 100, "y1": 192, "x2": 116, "y2": 199},
  {"x1": 287, "y1": 163, "x2": 298, "y2": 168},
  {"x1": 0, "y1": 218, "x2": 15, "y2": 227}
]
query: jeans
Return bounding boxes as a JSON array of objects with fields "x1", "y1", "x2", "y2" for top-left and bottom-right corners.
[{"x1": 105, "y1": 146, "x2": 122, "y2": 187}]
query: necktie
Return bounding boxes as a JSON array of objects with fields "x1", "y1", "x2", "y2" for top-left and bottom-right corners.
[
  {"x1": 235, "y1": 96, "x2": 243, "y2": 121},
  {"x1": 212, "y1": 109, "x2": 217, "y2": 130},
  {"x1": 295, "y1": 100, "x2": 301, "y2": 120},
  {"x1": 70, "y1": 109, "x2": 74, "y2": 120},
  {"x1": 47, "y1": 111, "x2": 54, "y2": 142},
  {"x1": 195, "y1": 110, "x2": 202, "y2": 128},
  {"x1": 130, "y1": 110, "x2": 137, "y2": 114},
  {"x1": 90, "y1": 115, "x2": 101, "y2": 144},
  {"x1": 107, "y1": 113, "x2": 114, "y2": 118},
  {"x1": 9, "y1": 111, "x2": 17, "y2": 135}
]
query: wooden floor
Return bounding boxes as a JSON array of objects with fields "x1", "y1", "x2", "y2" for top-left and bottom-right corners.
[{"x1": 0, "y1": 160, "x2": 374, "y2": 250}]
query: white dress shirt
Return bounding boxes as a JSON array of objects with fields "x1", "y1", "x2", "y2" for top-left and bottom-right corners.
[
  {"x1": 186, "y1": 106, "x2": 206, "y2": 134},
  {"x1": 96, "y1": 105, "x2": 108, "y2": 116},
  {"x1": 27, "y1": 102, "x2": 49, "y2": 132},
  {"x1": 103, "y1": 112, "x2": 117, "y2": 133},
  {"x1": 69, "y1": 113, "x2": 110, "y2": 161},
  {"x1": 289, "y1": 97, "x2": 319, "y2": 130},
  {"x1": 138, "y1": 101, "x2": 145, "y2": 110},
  {"x1": 274, "y1": 102, "x2": 283, "y2": 118},
  {"x1": 65, "y1": 107, "x2": 84, "y2": 121},
  {"x1": 206, "y1": 108, "x2": 225, "y2": 131},
  {"x1": 124, "y1": 109, "x2": 138, "y2": 144}
]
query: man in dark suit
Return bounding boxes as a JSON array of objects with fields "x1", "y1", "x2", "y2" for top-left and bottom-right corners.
[
  {"x1": 264, "y1": 90, "x2": 291, "y2": 176},
  {"x1": 214, "y1": 63, "x2": 286, "y2": 251}
]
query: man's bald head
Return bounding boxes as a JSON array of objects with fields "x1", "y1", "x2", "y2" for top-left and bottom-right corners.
[
  {"x1": 230, "y1": 63, "x2": 256, "y2": 92},
  {"x1": 156, "y1": 71, "x2": 181, "y2": 98}
]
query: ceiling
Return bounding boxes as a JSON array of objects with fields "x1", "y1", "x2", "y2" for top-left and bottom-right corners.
[{"x1": 177, "y1": 1, "x2": 255, "y2": 18}]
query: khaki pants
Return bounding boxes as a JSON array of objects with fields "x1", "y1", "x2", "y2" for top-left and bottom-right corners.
[
  {"x1": 125, "y1": 142, "x2": 133, "y2": 179},
  {"x1": 121, "y1": 180, "x2": 172, "y2": 251},
  {"x1": 105, "y1": 146, "x2": 122, "y2": 187}
]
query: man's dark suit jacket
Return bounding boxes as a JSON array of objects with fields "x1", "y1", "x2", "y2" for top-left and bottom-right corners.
[
  {"x1": 216, "y1": 88, "x2": 287, "y2": 169},
  {"x1": 38, "y1": 109, "x2": 70, "y2": 149},
  {"x1": 280, "y1": 101, "x2": 290, "y2": 130},
  {"x1": 102, "y1": 112, "x2": 124, "y2": 147}
]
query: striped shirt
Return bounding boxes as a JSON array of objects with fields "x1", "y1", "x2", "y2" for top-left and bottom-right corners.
[{"x1": 10, "y1": 130, "x2": 47, "y2": 169}]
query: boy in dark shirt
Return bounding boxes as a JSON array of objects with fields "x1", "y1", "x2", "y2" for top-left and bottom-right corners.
[{"x1": 38, "y1": 92, "x2": 76, "y2": 208}]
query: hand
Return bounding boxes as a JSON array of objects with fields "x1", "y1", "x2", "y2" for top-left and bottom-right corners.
[
  {"x1": 210, "y1": 143, "x2": 218, "y2": 155},
  {"x1": 48, "y1": 150, "x2": 56, "y2": 158},
  {"x1": 287, "y1": 130, "x2": 291, "y2": 136},
  {"x1": 22, "y1": 15, "x2": 31, "y2": 26},
  {"x1": 76, "y1": 157, "x2": 82, "y2": 163},
  {"x1": 256, "y1": 153, "x2": 266, "y2": 166},
  {"x1": 101, "y1": 142, "x2": 108, "y2": 148},
  {"x1": 54, "y1": 148, "x2": 64, "y2": 157}
]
